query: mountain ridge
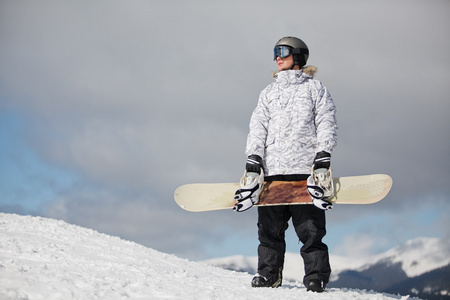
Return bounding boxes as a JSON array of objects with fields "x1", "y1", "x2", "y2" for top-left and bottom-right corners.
[{"x1": 203, "y1": 237, "x2": 450, "y2": 299}]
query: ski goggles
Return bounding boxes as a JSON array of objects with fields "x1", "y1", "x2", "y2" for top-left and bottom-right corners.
[{"x1": 273, "y1": 46, "x2": 293, "y2": 60}]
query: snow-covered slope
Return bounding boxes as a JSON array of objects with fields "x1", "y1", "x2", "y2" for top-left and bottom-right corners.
[{"x1": 0, "y1": 213, "x2": 419, "y2": 300}]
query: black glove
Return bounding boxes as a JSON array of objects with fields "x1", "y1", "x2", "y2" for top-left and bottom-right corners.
[
  {"x1": 246, "y1": 155, "x2": 263, "y2": 174},
  {"x1": 313, "y1": 151, "x2": 331, "y2": 170}
]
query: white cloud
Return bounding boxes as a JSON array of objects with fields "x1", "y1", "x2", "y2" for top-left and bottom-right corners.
[{"x1": 334, "y1": 234, "x2": 382, "y2": 259}]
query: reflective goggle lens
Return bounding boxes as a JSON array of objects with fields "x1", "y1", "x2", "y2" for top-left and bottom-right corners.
[{"x1": 273, "y1": 46, "x2": 292, "y2": 60}]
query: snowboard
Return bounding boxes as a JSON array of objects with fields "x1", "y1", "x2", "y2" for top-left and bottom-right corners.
[{"x1": 174, "y1": 174, "x2": 392, "y2": 212}]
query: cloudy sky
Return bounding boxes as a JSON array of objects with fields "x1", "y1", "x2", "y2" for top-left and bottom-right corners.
[{"x1": 1, "y1": 0, "x2": 449, "y2": 261}]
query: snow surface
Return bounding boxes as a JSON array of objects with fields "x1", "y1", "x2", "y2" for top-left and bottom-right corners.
[{"x1": 0, "y1": 213, "x2": 420, "y2": 300}]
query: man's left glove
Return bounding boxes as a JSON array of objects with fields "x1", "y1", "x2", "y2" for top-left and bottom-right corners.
[
  {"x1": 307, "y1": 170, "x2": 334, "y2": 210},
  {"x1": 307, "y1": 151, "x2": 334, "y2": 210}
]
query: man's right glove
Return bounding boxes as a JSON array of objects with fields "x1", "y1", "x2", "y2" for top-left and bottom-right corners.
[
  {"x1": 233, "y1": 170, "x2": 264, "y2": 212},
  {"x1": 234, "y1": 155, "x2": 264, "y2": 212},
  {"x1": 245, "y1": 154, "x2": 263, "y2": 174}
]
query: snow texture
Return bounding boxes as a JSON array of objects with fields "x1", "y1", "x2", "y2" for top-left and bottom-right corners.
[{"x1": 0, "y1": 213, "x2": 420, "y2": 300}]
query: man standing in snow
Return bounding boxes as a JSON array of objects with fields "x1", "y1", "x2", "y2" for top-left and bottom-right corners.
[{"x1": 234, "y1": 36, "x2": 338, "y2": 292}]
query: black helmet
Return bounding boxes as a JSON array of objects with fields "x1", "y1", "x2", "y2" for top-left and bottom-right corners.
[{"x1": 274, "y1": 36, "x2": 309, "y2": 68}]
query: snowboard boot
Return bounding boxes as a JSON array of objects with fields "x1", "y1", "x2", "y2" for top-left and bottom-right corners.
[
  {"x1": 306, "y1": 279, "x2": 326, "y2": 292},
  {"x1": 251, "y1": 272, "x2": 282, "y2": 288}
]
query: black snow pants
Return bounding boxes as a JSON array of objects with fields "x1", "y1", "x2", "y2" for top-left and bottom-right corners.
[{"x1": 256, "y1": 202, "x2": 331, "y2": 286}]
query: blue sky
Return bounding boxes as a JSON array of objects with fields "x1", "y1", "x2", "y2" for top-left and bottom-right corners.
[
  {"x1": 0, "y1": 111, "x2": 76, "y2": 213},
  {"x1": 1, "y1": 0, "x2": 449, "y2": 261}
]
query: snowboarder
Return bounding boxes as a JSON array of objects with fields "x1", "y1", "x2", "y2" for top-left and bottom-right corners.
[{"x1": 234, "y1": 36, "x2": 338, "y2": 292}]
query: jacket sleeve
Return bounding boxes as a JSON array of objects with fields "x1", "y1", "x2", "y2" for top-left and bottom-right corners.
[
  {"x1": 245, "y1": 89, "x2": 270, "y2": 159},
  {"x1": 314, "y1": 83, "x2": 338, "y2": 154}
]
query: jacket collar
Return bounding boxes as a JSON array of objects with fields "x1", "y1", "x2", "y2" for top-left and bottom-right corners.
[{"x1": 274, "y1": 70, "x2": 309, "y2": 87}]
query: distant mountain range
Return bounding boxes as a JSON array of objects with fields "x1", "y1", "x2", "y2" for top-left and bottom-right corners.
[{"x1": 203, "y1": 237, "x2": 450, "y2": 300}]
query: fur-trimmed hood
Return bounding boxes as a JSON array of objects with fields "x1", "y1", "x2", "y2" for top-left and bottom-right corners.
[
  {"x1": 302, "y1": 65, "x2": 317, "y2": 77},
  {"x1": 273, "y1": 66, "x2": 318, "y2": 88}
]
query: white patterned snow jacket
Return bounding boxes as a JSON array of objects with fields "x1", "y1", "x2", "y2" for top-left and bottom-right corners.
[{"x1": 245, "y1": 67, "x2": 338, "y2": 176}]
